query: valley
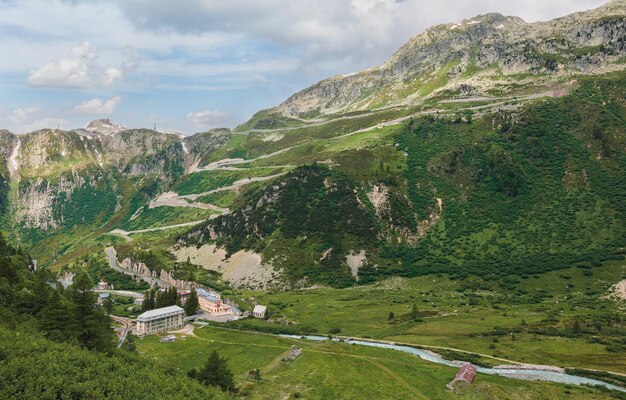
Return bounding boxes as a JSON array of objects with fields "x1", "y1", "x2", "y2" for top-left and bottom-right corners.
[{"x1": 1, "y1": 1, "x2": 626, "y2": 399}]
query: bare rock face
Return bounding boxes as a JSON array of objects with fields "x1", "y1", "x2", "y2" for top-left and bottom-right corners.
[
  {"x1": 16, "y1": 175, "x2": 81, "y2": 230},
  {"x1": 274, "y1": 2, "x2": 626, "y2": 117},
  {"x1": 0, "y1": 130, "x2": 15, "y2": 162},
  {"x1": 85, "y1": 119, "x2": 127, "y2": 136}
]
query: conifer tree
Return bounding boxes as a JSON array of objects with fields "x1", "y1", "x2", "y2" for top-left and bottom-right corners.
[
  {"x1": 188, "y1": 350, "x2": 236, "y2": 393},
  {"x1": 68, "y1": 271, "x2": 114, "y2": 352},
  {"x1": 103, "y1": 296, "x2": 114, "y2": 315},
  {"x1": 155, "y1": 290, "x2": 165, "y2": 309},
  {"x1": 184, "y1": 288, "x2": 199, "y2": 316},
  {"x1": 40, "y1": 290, "x2": 74, "y2": 342},
  {"x1": 142, "y1": 289, "x2": 156, "y2": 312}
]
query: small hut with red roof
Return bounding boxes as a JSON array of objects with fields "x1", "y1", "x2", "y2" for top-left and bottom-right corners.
[{"x1": 453, "y1": 363, "x2": 477, "y2": 384}]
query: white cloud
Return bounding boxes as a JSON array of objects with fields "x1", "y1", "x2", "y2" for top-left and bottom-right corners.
[
  {"x1": 6, "y1": 106, "x2": 66, "y2": 133},
  {"x1": 186, "y1": 110, "x2": 232, "y2": 128},
  {"x1": 74, "y1": 96, "x2": 122, "y2": 115},
  {"x1": 9, "y1": 106, "x2": 41, "y2": 124},
  {"x1": 27, "y1": 42, "x2": 130, "y2": 88},
  {"x1": 0, "y1": 0, "x2": 609, "y2": 133},
  {"x1": 23, "y1": 117, "x2": 67, "y2": 133},
  {"x1": 118, "y1": 0, "x2": 607, "y2": 74}
]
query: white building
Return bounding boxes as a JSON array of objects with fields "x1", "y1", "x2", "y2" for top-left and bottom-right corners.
[
  {"x1": 135, "y1": 305, "x2": 185, "y2": 337},
  {"x1": 253, "y1": 305, "x2": 267, "y2": 319}
]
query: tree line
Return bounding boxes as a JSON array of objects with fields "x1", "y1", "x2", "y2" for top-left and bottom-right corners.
[{"x1": 141, "y1": 286, "x2": 199, "y2": 316}]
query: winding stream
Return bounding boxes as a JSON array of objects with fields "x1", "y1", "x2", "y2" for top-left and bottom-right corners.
[{"x1": 280, "y1": 334, "x2": 626, "y2": 393}]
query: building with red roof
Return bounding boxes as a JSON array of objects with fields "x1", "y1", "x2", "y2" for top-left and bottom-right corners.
[{"x1": 453, "y1": 363, "x2": 477, "y2": 384}]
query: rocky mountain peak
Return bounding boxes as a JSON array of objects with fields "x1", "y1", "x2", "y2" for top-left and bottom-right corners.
[
  {"x1": 85, "y1": 119, "x2": 127, "y2": 136},
  {"x1": 271, "y1": 1, "x2": 626, "y2": 119}
]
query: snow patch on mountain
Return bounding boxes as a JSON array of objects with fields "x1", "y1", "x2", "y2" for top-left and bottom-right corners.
[{"x1": 10, "y1": 138, "x2": 21, "y2": 172}]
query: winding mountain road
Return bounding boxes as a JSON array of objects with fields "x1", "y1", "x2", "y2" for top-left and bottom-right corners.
[{"x1": 104, "y1": 247, "x2": 172, "y2": 288}]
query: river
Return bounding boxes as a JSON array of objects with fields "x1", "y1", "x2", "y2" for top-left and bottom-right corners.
[{"x1": 280, "y1": 334, "x2": 626, "y2": 393}]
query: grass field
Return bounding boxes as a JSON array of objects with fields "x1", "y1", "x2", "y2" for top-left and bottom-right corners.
[
  {"x1": 136, "y1": 325, "x2": 622, "y2": 400},
  {"x1": 228, "y1": 261, "x2": 626, "y2": 374}
]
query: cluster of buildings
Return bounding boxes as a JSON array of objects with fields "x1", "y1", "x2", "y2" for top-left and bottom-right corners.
[{"x1": 132, "y1": 287, "x2": 267, "y2": 337}]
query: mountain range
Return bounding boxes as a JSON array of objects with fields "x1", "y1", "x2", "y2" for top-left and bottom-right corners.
[{"x1": 1, "y1": 0, "x2": 625, "y2": 288}]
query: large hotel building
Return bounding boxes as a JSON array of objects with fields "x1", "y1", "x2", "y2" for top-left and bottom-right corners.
[{"x1": 135, "y1": 305, "x2": 185, "y2": 336}]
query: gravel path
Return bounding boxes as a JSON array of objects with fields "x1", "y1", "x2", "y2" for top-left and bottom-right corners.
[{"x1": 109, "y1": 220, "x2": 206, "y2": 241}]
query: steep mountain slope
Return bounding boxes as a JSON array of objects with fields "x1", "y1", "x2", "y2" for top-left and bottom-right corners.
[
  {"x1": 0, "y1": 131, "x2": 12, "y2": 227},
  {"x1": 242, "y1": 0, "x2": 626, "y2": 125},
  {"x1": 180, "y1": 72, "x2": 626, "y2": 286}
]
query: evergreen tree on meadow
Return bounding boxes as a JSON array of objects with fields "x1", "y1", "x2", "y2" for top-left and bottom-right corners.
[
  {"x1": 184, "y1": 288, "x2": 199, "y2": 316},
  {"x1": 188, "y1": 350, "x2": 236, "y2": 393},
  {"x1": 166, "y1": 287, "x2": 178, "y2": 306},
  {"x1": 155, "y1": 287, "x2": 178, "y2": 309},
  {"x1": 103, "y1": 296, "x2": 114, "y2": 315},
  {"x1": 410, "y1": 304, "x2": 422, "y2": 322},
  {"x1": 68, "y1": 271, "x2": 114, "y2": 352}
]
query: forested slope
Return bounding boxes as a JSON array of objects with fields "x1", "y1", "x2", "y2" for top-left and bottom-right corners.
[{"x1": 0, "y1": 233, "x2": 230, "y2": 400}]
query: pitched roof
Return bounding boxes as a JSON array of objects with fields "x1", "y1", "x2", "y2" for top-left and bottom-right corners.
[
  {"x1": 253, "y1": 305, "x2": 267, "y2": 314},
  {"x1": 454, "y1": 363, "x2": 477, "y2": 383},
  {"x1": 136, "y1": 305, "x2": 185, "y2": 322},
  {"x1": 197, "y1": 288, "x2": 221, "y2": 302}
]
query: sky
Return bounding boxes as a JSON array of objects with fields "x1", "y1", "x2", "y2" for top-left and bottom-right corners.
[{"x1": 0, "y1": 0, "x2": 608, "y2": 134}]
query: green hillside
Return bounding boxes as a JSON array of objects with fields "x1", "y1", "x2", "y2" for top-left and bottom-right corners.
[
  {"x1": 180, "y1": 73, "x2": 626, "y2": 286},
  {"x1": 0, "y1": 233, "x2": 230, "y2": 400}
]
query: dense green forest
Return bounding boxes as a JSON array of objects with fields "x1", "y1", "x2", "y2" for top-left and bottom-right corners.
[
  {"x1": 385, "y1": 74, "x2": 626, "y2": 279},
  {"x1": 0, "y1": 233, "x2": 230, "y2": 400}
]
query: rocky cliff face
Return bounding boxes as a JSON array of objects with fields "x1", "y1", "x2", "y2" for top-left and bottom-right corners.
[
  {"x1": 0, "y1": 130, "x2": 14, "y2": 216},
  {"x1": 4, "y1": 122, "x2": 230, "y2": 232},
  {"x1": 275, "y1": 0, "x2": 626, "y2": 117}
]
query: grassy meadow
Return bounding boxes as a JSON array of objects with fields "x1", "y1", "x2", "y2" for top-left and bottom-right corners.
[
  {"x1": 136, "y1": 324, "x2": 623, "y2": 400},
  {"x1": 229, "y1": 261, "x2": 626, "y2": 374}
]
